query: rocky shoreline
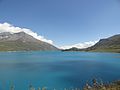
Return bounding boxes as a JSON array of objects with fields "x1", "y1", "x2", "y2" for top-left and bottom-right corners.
[
  {"x1": 8, "y1": 79, "x2": 120, "y2": 90},
  {"x1": 83, "y1": 79, "x2": 120, "y2": 90}
]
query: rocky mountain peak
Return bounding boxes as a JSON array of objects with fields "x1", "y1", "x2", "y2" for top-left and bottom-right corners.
[{"x1": 0, "y1": 32, "x2": 58, "y2": 51}]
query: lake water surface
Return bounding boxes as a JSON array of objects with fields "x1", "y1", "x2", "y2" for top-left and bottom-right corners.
[{"x1": 0, "y1": 51, "x2": 120, "y2": 90}]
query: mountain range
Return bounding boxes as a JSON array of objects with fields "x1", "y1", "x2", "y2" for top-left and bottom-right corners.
[
  {"x1": 0, "y1": 32, "x2": 120, "y2": 53},
  {"x1": 0, "y1": 32, "x2": 58, "y2": 51},
  {"x1": 63, "y1": 34, "x2": 120, "y2": 53}
]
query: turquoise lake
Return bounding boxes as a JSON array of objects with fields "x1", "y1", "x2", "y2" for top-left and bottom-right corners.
[{"x1": 0, "y1": 51, "x2": 120, "y2": 90}]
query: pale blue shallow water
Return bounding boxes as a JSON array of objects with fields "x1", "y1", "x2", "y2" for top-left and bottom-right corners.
[{"x1": 0, "y1": 51, "x2": 120, "y2": 90}]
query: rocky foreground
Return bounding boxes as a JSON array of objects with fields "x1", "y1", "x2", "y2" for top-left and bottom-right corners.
[
  {"x1": 83, "y1": 79, "x2": 120, "y2": 90},
  {"x1": 9, "y1": 79, "x2": 120, "y2": 90}
]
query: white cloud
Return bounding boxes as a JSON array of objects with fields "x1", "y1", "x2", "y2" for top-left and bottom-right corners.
[
  {"x1": 0, "y1": 22, "x2": 53, "y2": 44},
  {"x1": 60, "y1": 41, "x2": 98, "y2": 49}
]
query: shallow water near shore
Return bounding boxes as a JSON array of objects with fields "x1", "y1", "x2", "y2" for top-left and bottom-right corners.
[{"x1": 0, "y1": 51, "x2": 120, "y2": 90}]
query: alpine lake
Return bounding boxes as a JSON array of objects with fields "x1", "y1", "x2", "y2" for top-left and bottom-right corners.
[{"x1": 0, "y1": 51, "x2": 120, "y2": 90}]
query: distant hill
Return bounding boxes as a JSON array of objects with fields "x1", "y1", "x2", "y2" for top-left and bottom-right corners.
[
  {"x1": 0, "y1": 32, "x2": 58, "y2": 51},
  {"x1": 62, "y1": 34, "x2": 120, "y2": 53},
  {"x1": 62, "y1": 47, "x2": 84, "y2": 51}
]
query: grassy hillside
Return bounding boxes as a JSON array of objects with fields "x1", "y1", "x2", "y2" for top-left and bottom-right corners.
[
  {"x1": 86, "y1": 34, "x2": 120, "y2": 53},
  {"x1": 62, "y1": 34, "x2": 120, "y2": 53},
  {"x1": 0, "y1": 32, "x2": 58, "y2": 51}
]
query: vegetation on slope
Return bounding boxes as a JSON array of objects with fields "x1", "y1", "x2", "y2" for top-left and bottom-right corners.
[
  {"x1": 62, "y1": 34, "x2": 120, "y2": 53},
  {"x1": 0, "y1": 32, "x2": 58, "y2": 51}
]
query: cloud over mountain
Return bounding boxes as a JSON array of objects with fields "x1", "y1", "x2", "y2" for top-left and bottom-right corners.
[
  {"x1": 60, "y1": 41, "x2": 98, "y2": 49},
  {"x1": 0, "y1": 22, "x2": 53, "y2": 44}
]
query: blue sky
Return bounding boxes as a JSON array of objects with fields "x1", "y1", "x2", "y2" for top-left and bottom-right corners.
[{"x1": 0, "y1": 0, "x2": 120, "y2": 46}]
